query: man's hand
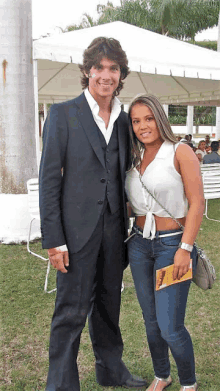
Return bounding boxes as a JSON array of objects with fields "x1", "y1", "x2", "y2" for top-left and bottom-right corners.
[{"x1": 47, "y1": 248, "x2": 69, "y2": 273}]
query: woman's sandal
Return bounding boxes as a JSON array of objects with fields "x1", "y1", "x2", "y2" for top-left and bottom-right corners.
[
  {"x1": 146, "y1": 375, "x2": 172, "y2": 391},
  {"x1": 180, "y1": 383, "x2": 198, "y2": 391}
]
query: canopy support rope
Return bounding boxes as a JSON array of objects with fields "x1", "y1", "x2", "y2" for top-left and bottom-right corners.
[
  {"x1": 38, "y1": 63, "x2": 69, "y2": 92},
  {"x1": 137, "y1": 72, "x2": 149, "y2": 93},
  {"x1": 171, "y1": 75, "x2": 190, "y2": 95}
]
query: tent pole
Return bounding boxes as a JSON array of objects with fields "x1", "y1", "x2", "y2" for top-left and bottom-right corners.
[
  {"x1": 216, "y1": 11, "x2": 220, "y2": 141},
  {"x1": 163, "y1": 104, "x2": 168, "y2": 117},
  {"x1": 43, "y1": 101, "x2": 47, "y2": 126},
  {"x1": 33, "y1": 59, "x2": 40, "y2": 170},
  {"x1": 187, "y1": 106, "x2": 194, "y2": 135}
]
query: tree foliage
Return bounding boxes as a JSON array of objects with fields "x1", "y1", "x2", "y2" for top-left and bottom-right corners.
[
  {"x1": 66, "y1": 0, "x2": 219, "y2": 40},
  {"x1": 66, "y1": 13, "x2": 97, "y2": 31},
  {"x1": 147, "y1": 0, "x2": 219, "y2": 39},
  {"x1": 194, "y1": 40, "x2": 217, "y2": 51},
  {"x1": 98, "y1": 0, "x2": 149, "y2": 27}
]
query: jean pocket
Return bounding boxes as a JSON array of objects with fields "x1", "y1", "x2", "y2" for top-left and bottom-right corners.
[{"x1": 159, "y1": 234, "x2": 182, "y2": 248}]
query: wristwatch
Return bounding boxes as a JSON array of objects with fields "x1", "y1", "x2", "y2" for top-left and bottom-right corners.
[{"x1": 179, "y1": 242, "x2": 193, "y2": 252}]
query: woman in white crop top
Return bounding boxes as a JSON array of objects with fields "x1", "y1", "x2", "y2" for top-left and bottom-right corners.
[{"x1": 125, "y1": 95, "x2": 204, "y2": 391}]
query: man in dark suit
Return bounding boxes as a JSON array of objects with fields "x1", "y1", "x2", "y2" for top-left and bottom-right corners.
[{"x1": 39, "y1": 37, "x2": 147, "y2": 391}]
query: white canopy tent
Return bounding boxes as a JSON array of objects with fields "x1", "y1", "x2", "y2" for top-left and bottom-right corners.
[
  {"x1": 33, "y1": 22, "x2": 220, "y2": 165},
  {"x1": 33, "y1": 21, "x2": 220, "y2": 107}
]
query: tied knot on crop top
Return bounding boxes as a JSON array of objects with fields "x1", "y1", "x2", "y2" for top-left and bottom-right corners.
[{"x1": 125, "y1": 141, "x2": 188, "y2": 239}]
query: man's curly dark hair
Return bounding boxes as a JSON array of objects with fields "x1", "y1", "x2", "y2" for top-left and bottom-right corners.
[{"x1": 79, "y1": 37, "x2": 130, "y2": 97}]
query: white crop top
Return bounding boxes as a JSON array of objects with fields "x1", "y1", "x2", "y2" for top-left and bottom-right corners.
[{"x1": 125, "y1": 141, "x2": 188, "y2": 239}]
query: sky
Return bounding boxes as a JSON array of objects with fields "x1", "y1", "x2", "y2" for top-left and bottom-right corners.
[
  {"x1": 32, "y1": 0, "x2": 218, "y2": 41},
  {"x1": 32, "y1": 0, "x2": 121, "y2": 39}
]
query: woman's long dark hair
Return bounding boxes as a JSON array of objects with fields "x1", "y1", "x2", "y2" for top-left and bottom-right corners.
[
  {"x1": 79, "y1": 37, "x2": 130, "y2": 97},
  {"x1": 128, "y1": 94, "x2": 177, "y2": 170}
]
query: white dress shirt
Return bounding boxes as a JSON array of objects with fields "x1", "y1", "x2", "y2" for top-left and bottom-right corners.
[
  {"x1": 84, "y1": 88, "x2": 122, "y2": 144},
  {"x1": 55, "y1": 89, "x2": 122, "y2": 252}
]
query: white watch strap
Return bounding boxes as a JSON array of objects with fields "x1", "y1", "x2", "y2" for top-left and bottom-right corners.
[{"x1": 180, "y1": 242, "x2": 193, "y2": 252}]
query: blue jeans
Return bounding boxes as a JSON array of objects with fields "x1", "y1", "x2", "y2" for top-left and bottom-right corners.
[{"x1": 128, "y1": 226, "x2": 198, "y2": 386}]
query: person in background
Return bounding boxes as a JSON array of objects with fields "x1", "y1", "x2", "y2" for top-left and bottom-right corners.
[
  {"x1": 205, "y1": 134, "x2": 211, "y2": 147},
  {"x1": 188, "y1": 134, "x2": 196, "y2": 148},
  {"x1": 125, "y1": 94, "x2": 204, "y2": 391},
  {"x1": 203, "y1": 141, "x2": 220, "y2": 164},
  {"x1": 39, "y1": 37, "x2": 147, "y2": 391},
  {"x1": 180, "y1": 135, "x2": 189, "y2": 144},
  {"x1": 218, "y1": 140, "x2": 220, "y2": 155},
  {"x1": 187, "y1": 142, "x2": 194, "y2": 150},
  {"x1": 195, "y1": 140, "x2": 206, "y2": 163},
  {"x1": 205, "y1": 145, "x2": 211, "y2": 154}
]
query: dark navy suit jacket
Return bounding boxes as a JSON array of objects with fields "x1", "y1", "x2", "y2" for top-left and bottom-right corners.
[{"x1": 39, "y1": 92, "x2": 130, "y2": 256}]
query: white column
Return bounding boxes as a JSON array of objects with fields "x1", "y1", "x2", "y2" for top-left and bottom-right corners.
[
  {"x1": 187, "y1": 106, "x2": 194, "y2": 135},
  {"x1": 0, "y1": 0, "x2": 39, "y2": 242},
  {"x1": 43, "y1": 101, "x2": 48, "y2": 123},
  {"x1": 0, "y1": 0, "x2": 38, "y2": 194},
  {"x1": 163, "y1": 104, "x2": 169, "y2": 117}
]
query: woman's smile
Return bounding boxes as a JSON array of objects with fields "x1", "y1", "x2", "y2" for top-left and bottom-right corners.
[{"x1": 130, "y1": 104, "x2": 162, "y2": 146}]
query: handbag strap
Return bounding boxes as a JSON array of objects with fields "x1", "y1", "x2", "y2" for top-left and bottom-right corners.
[
  {"x1": 138, "y1": 172, "x2": 205, "y2": 256},
  {"x1": 139, "y1": 172, "x2": 185, "y2": 231}
]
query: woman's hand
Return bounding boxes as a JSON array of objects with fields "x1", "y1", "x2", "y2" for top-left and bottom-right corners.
[{"x1": 173, "y1": 248, "x2": 191, "y2": 280}]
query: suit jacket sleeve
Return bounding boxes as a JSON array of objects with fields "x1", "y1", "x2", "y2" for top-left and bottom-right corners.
[{"x1": 39, "y1": 103, "x2": 68, "y2": 249}]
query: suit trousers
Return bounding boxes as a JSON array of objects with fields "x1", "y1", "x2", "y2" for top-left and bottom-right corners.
[{"x1": 46, "y1": 204, "x2": 130, "y2": 391}]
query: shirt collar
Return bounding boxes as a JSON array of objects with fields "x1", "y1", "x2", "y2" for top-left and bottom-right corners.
[{"x1": 84, "y1": 88, "x2": 121, "y2": 116}]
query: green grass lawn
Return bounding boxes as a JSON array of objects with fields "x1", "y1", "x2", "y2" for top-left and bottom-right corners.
[{"x1": 1, "y1": 199, "x2": 220, "y2": 391}]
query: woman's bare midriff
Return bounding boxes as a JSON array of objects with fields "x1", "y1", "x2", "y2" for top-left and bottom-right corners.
[{"x1": 135, "y1": 215, "x2": 186, "y2": 231}]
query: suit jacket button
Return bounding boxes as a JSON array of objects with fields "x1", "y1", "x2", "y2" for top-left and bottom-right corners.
[
  {"x1": 98, "y1": 200, "x2": 103, "y2": 205},
  {"x1": 100, "y1": 178, "x2": 106, "y2": 183}
]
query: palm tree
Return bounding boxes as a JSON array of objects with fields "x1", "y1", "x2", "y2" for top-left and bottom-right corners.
[
  {"x1": 66, "y1": 13, "x2": 97, "y2": 31},
  {"x1": 149, "y1": 0, "x2": 187, "y2": 36},
  {"x1": 96, "y1": 0, "x2": 219, "y2": 39},
  {"x1": 0, "y1": 0, "x2": 38, "y2": 242}
]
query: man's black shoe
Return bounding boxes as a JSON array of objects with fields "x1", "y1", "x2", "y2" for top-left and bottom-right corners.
[{"x1": 121, "y1": 374, "x2": 147, "y2": 389}]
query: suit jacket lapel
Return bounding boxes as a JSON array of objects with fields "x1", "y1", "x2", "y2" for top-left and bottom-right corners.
[{"x1": 75, "y1": 93, "x2": 105, "y2": 169}]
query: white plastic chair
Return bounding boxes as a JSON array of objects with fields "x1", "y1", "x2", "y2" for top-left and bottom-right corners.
[
  {"x1": 202, "y1": 169, "x2": 220, "y2": 222},
  {"x1": 201, "y1": 163, "x2": 220, "y2": 173},
  {"x1": 27, "y1": 178, "x2": 56, "y2": 293}
]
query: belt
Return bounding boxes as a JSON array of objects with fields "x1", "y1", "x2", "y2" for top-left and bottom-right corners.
[{"x1": 124, "y1": 225, "x2": 182, "y2": 243}]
